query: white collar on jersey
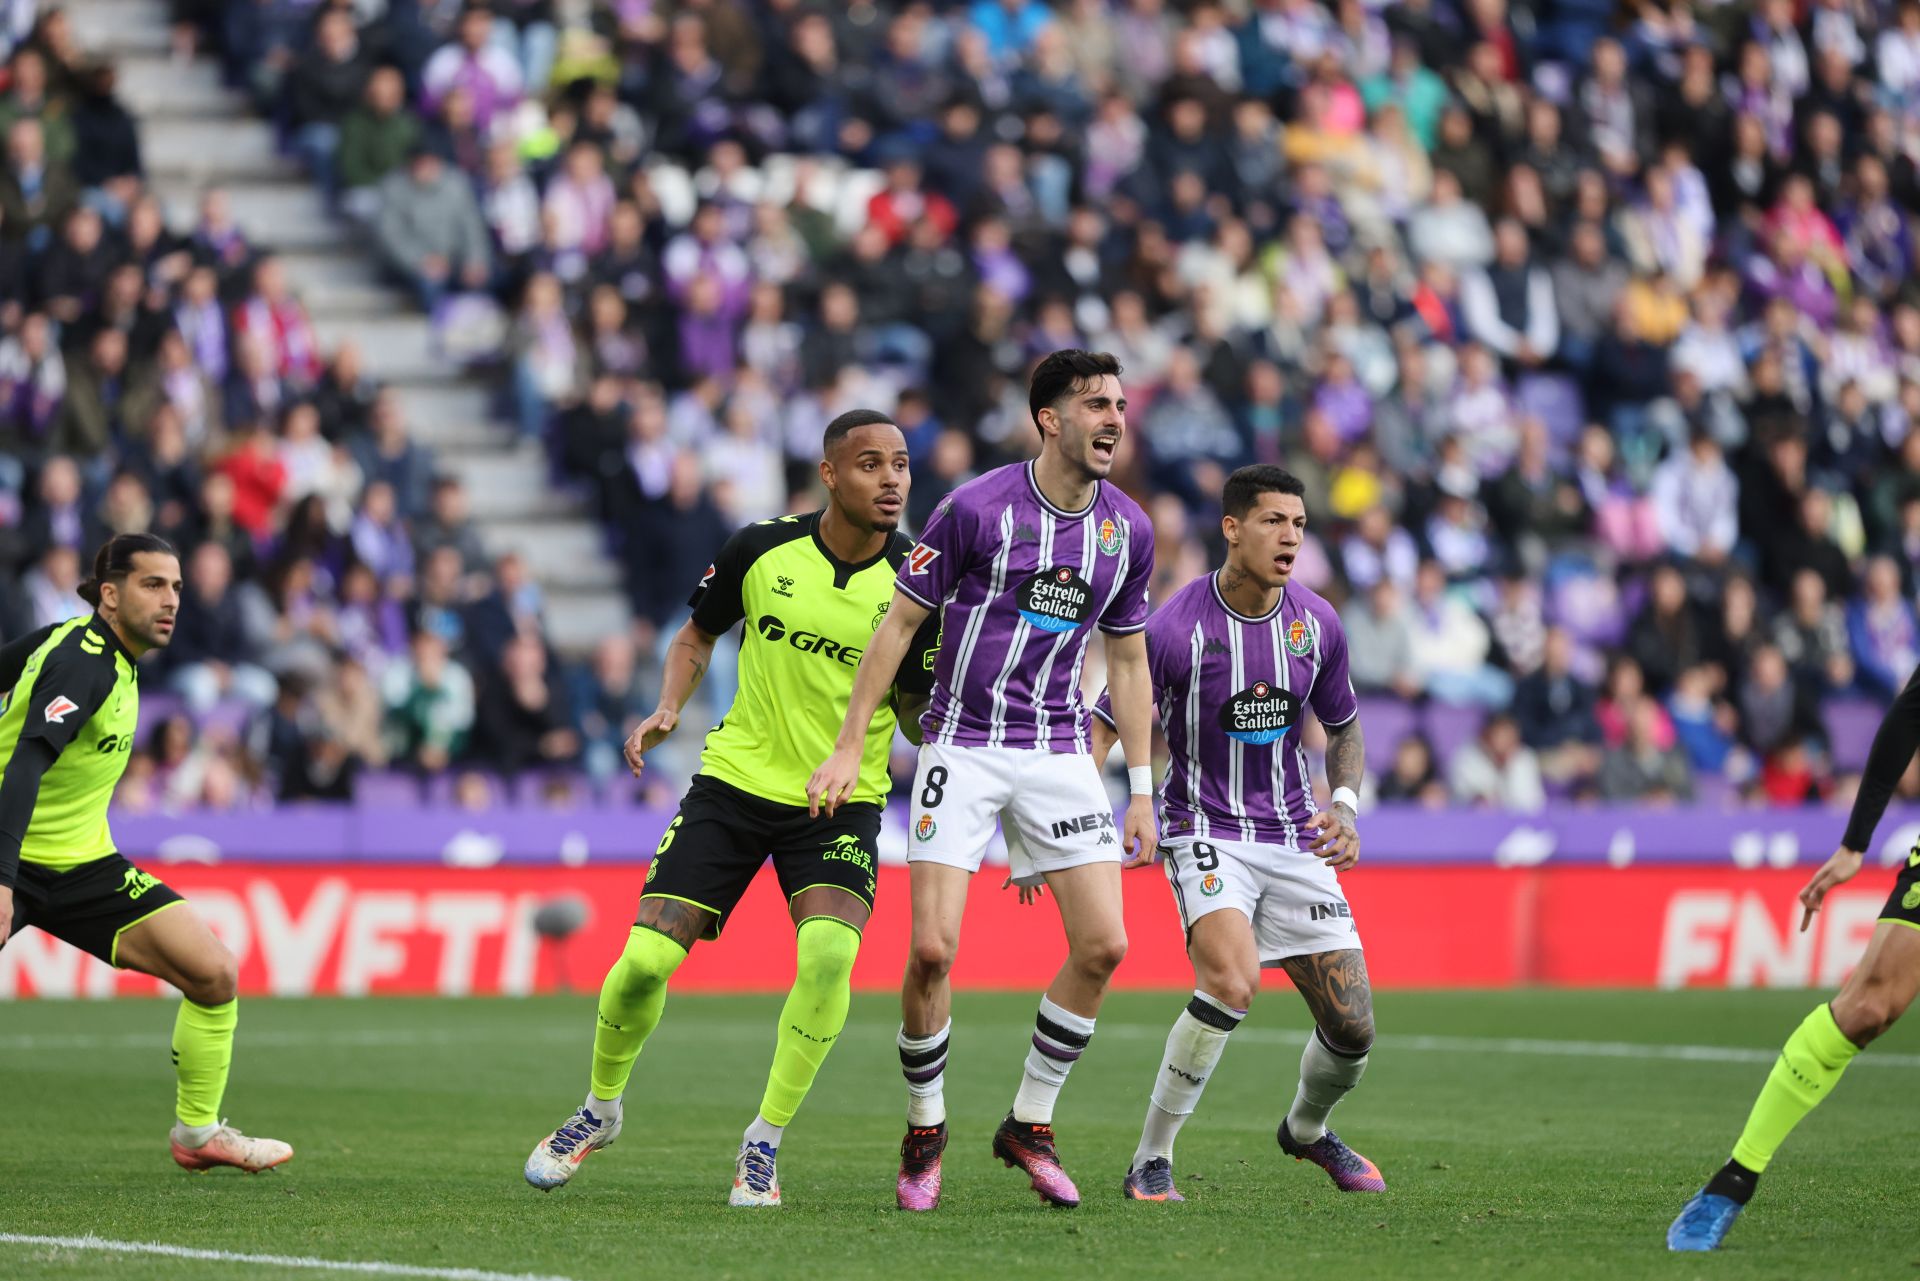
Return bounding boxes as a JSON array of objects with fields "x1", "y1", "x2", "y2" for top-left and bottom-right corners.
[
  {"x1": 1210, "y1": 569, "x2": 1287, "y2": 625},
  {"x1": 1024, "y1": 460, "x2": 1099, "y2": 520}
]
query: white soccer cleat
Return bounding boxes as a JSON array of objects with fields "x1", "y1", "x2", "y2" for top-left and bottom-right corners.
[
  {"x1": 169, "y1": 1121, "x2": 293, "y2": 1173},
  {"x1": 729, "y1": 1140, "x2": 782, "y2": 1207},
  {"x1": 524, "y1": 1104, "x2": 622, "y2": 1190}
]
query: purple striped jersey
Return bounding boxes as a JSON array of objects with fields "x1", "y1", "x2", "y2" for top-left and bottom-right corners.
[
  {"x1": 896, "y1": 462, "x2": 1154, "y2": 752},
  {"x1": 1094, "y1": 571, "x2": 1358, "y2": 845}
]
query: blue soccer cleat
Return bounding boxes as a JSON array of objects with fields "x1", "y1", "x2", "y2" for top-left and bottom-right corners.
[{"x1": 1667, "y1": 1190, "x2": 1744, "y2": 1251}]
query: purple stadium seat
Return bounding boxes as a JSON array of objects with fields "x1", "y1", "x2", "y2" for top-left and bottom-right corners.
[
  {"x1": 1356, "y1": 695, "x2": 1416, "y2": 773},
  {"x1": 1825, "y1": 698, "x2": 1884, "y2": 771},
  {"x1": 134, "y1": 692, "x2": 186, "y2": 745},
  {"x1": 1422, "y1": 703, "x2": 1485, "y2": 764},
  {"x1": 356, "y1": 771, "x2": 422, "y2": 808},
  {"x1": 1514, "y1": 373, "x2": 1587, "y2": 458}
]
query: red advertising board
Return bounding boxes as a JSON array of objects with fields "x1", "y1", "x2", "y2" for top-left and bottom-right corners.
[{"x1": 0, "y1": 863, "x2": 1899, "y2": 998}]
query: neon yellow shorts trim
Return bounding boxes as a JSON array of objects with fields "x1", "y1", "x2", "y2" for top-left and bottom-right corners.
[{"x1": 110, "y1": 898, "x2": 189, "y2": 968}]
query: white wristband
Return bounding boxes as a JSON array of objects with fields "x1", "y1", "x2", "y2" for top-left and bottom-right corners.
[
  {"x1": 1128, "y1": 766, "x2": 1154, "y2": 796},
  {"x1": 1331, "y1": 786, "x2": 1360, "y2": 817}
]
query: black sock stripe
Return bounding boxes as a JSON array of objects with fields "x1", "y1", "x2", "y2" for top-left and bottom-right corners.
[
  {"x1": 1314, "y1": 1025, "x2": 1372, "y2": 1059},
  {"x1": 898, "y1": 1039, "x2": 949, "y2": 1069},
  {"x1": 1185, "y1": 995, "x2": 1243, "y2": 1031},
  {"x1": 1035, "y1": 1012, "x2": 1092, "y2": 1049}
]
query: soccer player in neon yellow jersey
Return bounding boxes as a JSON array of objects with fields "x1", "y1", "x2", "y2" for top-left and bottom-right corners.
[
  {"x1": 1669, "y1": 663, "x2": 1920, "y2": 1249},
  {"x1": 0, "y1": 533, "x2": 292, "y2": 1173},
  {"x1": 523, "y1": 410, "x2": 937, "y2": 1207}
]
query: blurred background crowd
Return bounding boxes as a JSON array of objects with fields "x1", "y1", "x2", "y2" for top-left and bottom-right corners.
[{"x1": 5, "y1": 0, "x2": 1920, "y2": 815}]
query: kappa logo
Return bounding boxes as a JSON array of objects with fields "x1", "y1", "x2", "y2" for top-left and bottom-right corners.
[
  {"x1": 1284, "y1": 618, "x2": 1316, "y2": 658},
  {"x1": 1202, "y1": 637, "x2": 1232, "y2": 658},
  {"x1": 1097, "y1": 517, "x2": 1123, "y2": 556},
  {"x1": 42, "y1": 694, "x2": 79, "y2": 724},
  {"x1": 773, "y1": 575, "x2": 796, "y2": 598},
  {"x1": 906, "y1": 544, "x2": 941, "y2": 576},
  {"x1": 1011, "y1": 520, "x2": 1040, "y2": 543}
]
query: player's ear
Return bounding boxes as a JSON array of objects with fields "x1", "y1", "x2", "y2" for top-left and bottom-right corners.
[
  {"x1": 1220, "y1": 513, "x2": 1236, "y2": 547},
  {"x1": 817, "y1": 456, "x2": 834, "y2": 492}
]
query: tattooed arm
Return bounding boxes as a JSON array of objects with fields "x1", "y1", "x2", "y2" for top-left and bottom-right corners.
[
  {"x1": 1305, "y1": 716, "x2": 1364, "y2": 870},
  {"x1": 1278, "y1": 948, "x2": 1375, "y2": 1052},
  {"x1": 623, "y1": 619, "x2": 720, "y2": 776}
]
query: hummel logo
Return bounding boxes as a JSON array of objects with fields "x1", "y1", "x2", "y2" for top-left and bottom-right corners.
[
  {"x1": 774, "y1": 575, "x2": 796, "y2": 598},
  {"x1": 1012, "y1": 521, "x2": 1040, "y2": 543},
  {"x1": 1202, "y1": 638, "x2": 1231, "y2": 658}
]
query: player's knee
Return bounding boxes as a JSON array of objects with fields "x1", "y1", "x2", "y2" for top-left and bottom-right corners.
[
  {"x1": 1206, "y1": 974, "x2": 1258, "y2": 1013},
  {"x1": 612, "y1": 926, "x2": 686, "y2": 996},
  {"x1": 1070, "y1": 930, "x2": 1127, "y2": 981},
  {"x1": 1321, "y1": 1013, "x2": 1375, "y2": 1055},
  {"x1": 184, "y1": 944, "x2": 238, "y2": 1006},
  {"x1": 907, "y1": 934, "x2": 957, "y2": 982},
  {"x1": 1832, "y1": 988, "x2": 1903, "y2": 1046},
  {"x1": 794, "y1": 918, "x2": 860, "y2": 989}
]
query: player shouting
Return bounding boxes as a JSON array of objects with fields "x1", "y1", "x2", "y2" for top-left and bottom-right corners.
[
  {"x1": 1088, "y1": 465, "x2": 1382, "y2": 1202},
  {"x1": 0, "y1": 533, "x2": 292, "y2": 1173},
  {"x1": 809, "y1": 350, "x2": 1158, "y2": 1211},
  {"x1": 1668, "y1": 662, "x2": 1920, "y2": 1250},
  {"x1": 524, "y1": 411, "x2": 935, "y2": 1207}
]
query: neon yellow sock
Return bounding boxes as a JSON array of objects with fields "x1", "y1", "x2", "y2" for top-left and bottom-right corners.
[
  {"x1": 1730, "y1": 1003, "x2": 1862, "y2": 1173},
  {"x1": 172, "y1": 998, "x2": 237, "y2": 1128},
  {"x1": 589, "y1": 926, "x2": 688, "y2": 1101},
  {"x1": 758, "y1": 917, "x2": 860, "y2": 1127}
]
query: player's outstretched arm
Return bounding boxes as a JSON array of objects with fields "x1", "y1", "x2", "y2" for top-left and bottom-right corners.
[
  {"x1": 0, "y1": 737, "x2": 58, "y2": 944},
  {"x1": 809, "y1": 588, "x2": 929, "y2": 816},
  {"x1": 623, "y1": 619, "x2": 720, "y2": 777},
  {"x1": 1105, "y1": 630, "x2": 1159, "y2": 868},
  {"x1": 1307, "y1": 717, "x2": 1364, "y2": 872},
  {"x1": 1799, "y1": 845, "x2": 1864, "y2": 931}
]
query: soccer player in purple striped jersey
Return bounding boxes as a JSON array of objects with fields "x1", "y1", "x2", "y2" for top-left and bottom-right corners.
[
  {"x1": 1087, "y1": 465, "x2": 1384, "y2": 1202},
  {"x1": 809, "y1": 350, "x2": 1159, "y2": 1211}
]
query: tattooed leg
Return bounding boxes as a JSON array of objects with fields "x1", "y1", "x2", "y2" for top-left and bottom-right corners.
[{"x1": 1275, "y1": 949, "x2": 1374, "y2": 1144}]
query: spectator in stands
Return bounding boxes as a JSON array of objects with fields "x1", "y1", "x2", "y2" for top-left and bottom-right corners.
[
  {"x1": 421, "y1": 4, "x2": 522, "y2": 135},
  {"x1": 373, "y1": 146, "x2": 493, "y2": 312},
  {"x1": 473, "y1": 632, "x2": 579, "y2": 778},
  {"x1": 382, "y1": 629, "x2": 475, "y2": 775},
  {"x1": 1375, "y1": 732, "x2": 1448, "y2": 808},
  {"x1": 349, "y1": 479, "x2": 416, "y2": 597},
  {"x1": 163, "y1": 539, "x2": 276, "y2": 715},
  {"x1": 1342, "y1": 576, "x2": 1420, "y2": 699},
  {"x1": 1462, "y1": 218, "x2": 1558, "y2": 372},
  {"x1": 1849, "y1": 555, "x2": 1920, "y2": 698},
  {"x1": 1449, "y1": 713, "x2": 1547, "y2": 813},
  {"x1": 1738, "y1": 642, "x2": 1825, "y2": 756},
  {"x1": 1773, "y1": 566, "x2": 1855, "y2": 694},
  {"x1": 1409, "y1": 558, "x2": 1512, "y2": 707},
  {"x1": 353, "y1": 390, "x2": 434, "y2": 518},
  {"x1": 572, "y1": 632, "x2": 647, "y2": 789},
  {"x1": 288, "y1": 8, "x2": 368, "y2": 207},
  {"x1": 19, "y1": 544, "x2": 86, "y2": 630},
  {"x1": 1512, "y1": 626, "x2": 1601, "y2": 785},
  {"x1": 1626, "y1": 562, "x2": 1707, "y2": 697},
  {"x1": 413, "y1": 475, "x2": 488, "y2": 574},
  {"x1": 1667, "y1": 663, "x2": 1742, "y2": 780},
  {"x1": 507, "y1": 271, "x2": 577, "y2": 440},
  {"x1": 1599, "y1": 699, "x2": 1695, "y2": 805},
  {"x1": 53, "y1": 325, "x2": 129, "y2": 460},
  {"x1": 1649, "y1": 429, "x2": 1740, "y2": 566},
  {"x1": 338, "y1": 66, "x2": 419, "y2": 222},
  {"x1": 232, "y1": 255, "x2": 320, "y2": 387}
]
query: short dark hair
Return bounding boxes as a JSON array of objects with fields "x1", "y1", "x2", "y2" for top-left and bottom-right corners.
[
  {"x1": 1221, "y1": 465, "x2": 1307, "y2": 519},
  {"x1": 1028, "y1": 349, "x2": 1122, "y2": 436},
  {"x1": 79, "y1": 532, "x2": 177, "y2": 607},
  {"x1": 822, "y1": 408, "x2": 896, "y2": 457}
]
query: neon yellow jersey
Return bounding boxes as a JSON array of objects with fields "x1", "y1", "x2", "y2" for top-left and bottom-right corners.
[
  {"x1": 0, "y1": 615, "x2": 141, "y2": 870},
  {"x1": 688, "y1": 512, "x2": 938, "y2": 808}
]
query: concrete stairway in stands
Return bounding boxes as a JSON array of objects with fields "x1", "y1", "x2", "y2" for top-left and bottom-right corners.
[{"x1": 69, "y1": 0, "x2": 631, "y2": 656}]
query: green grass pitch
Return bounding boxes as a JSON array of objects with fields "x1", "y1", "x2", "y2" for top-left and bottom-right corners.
[{"x1": 1, "y1": 989, "x2": 1915, "y2": 1280}]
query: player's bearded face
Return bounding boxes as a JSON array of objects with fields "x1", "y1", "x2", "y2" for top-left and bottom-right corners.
[
  {"x1": 110, "y1": 553, "x2": 183, "y2": 650},
  {"x1": 1229, "y1": 493, "x2": 1306, "y2": 589},
  {"x1": 1053, "y1": 374, "x2": 1126, "y2": 480}
]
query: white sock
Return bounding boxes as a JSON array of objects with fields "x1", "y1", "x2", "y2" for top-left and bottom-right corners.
[
  {"x1": 743, "y1": 1114, "x2": 783, "y2": 1150},
  {"x1": 1133, "y1": 991, "x2": 1244, "y2": 1168},
  {"x1": 899, "y1": 1020, "x2": 950, "y2": 1127},
  {"x1": 174, "y1": 1120, "x2": 220, "y2": 1148},
  {"x1": 1285, "y1": 1027, "x2": 1370, "y2": 1144},
  {"x1": 1013, "y1": 995, "x2": 1096, "y2": 1125},
  {"x1": 583, "y1": 1091, "x2": 621, "y2": 1124}
]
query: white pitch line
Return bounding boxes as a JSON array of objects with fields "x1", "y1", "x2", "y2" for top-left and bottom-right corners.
[
  {"x1": 4, "y1": 1019, "x2": 1918, "y2": 1070},
  {"x1": 0, "y1": 1233, "x2": 579, "y2": 1281}
]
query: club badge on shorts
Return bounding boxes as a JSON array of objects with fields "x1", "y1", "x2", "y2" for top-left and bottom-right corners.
[
  {"x1": 1200, "y1": 872, "x2": 1224, "y2": 896},
  {"x1": 915, "y1": 814, "x2": 937, "y2": 841}
]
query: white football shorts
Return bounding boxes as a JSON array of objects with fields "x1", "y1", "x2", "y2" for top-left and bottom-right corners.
[
  {"x1": 905, "y1": 742, "x2": 1120, "y2": 881},
  {"x1": 1160, "y1": 835, "x2": 1362, "y2": 964}
]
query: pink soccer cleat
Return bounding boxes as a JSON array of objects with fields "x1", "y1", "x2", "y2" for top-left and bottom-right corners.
[
  {"x1": 1278, "y1": 1121, "x2": 1386, "y2": 1192},
  {"x1": 992, "y1": 1115, "x2": 1080, "y2": 1208},
  {"x1": 897, "y1": 1122, "x2": 947, "y2": 1211},
  {"x1": 170, "y1": 1121, "x2": 293, "y2": 1173}
]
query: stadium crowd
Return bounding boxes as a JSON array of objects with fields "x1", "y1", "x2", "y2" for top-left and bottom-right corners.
[{"x1": 5, "y1": 0, "x2": 1920, "y2": 814}]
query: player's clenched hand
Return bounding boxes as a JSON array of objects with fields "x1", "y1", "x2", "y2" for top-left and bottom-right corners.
[
  {"x1": 1306, "y1": 809, "x2": 1360, "y2": 872},
  {"x1": 624, "y1": 707, "x2": 678, "y2": 777},
  {"x1": 1000, "y1": 874, "x2": 1045, "y2": 905},
  {"x1": 1121, "y1": 795, "x2": 1158, "y2": 868},
  {"x1": 1798, "y1": 845, "x2": 1864, "y2": 932},
  {"x1": 807, "y1": 747, "x2": 861, "y2": 818}
]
